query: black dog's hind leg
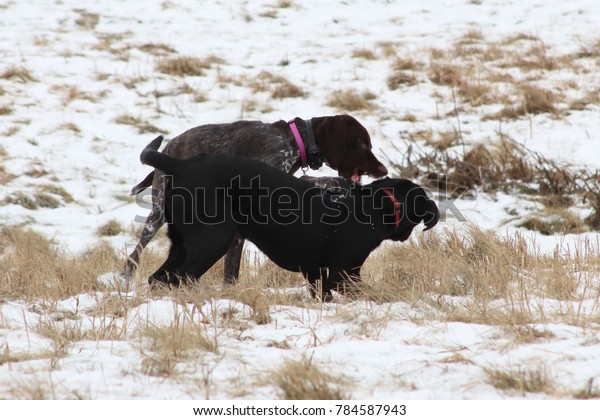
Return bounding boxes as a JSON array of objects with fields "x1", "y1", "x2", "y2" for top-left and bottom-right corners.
[
  {"x1": 175, "y1": 227, "x2": 237, "y2": 282},
  {"x1": 148, "y1": 228, "x2": 186, "y2": 286},
  {"x1": 223, "y1": 232, "x2": 245, "y2": 284}
]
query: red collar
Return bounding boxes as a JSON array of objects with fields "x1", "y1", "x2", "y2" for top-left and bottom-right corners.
[{"x1": 382, "y1": 189, "x2": 401, "y2": 228}]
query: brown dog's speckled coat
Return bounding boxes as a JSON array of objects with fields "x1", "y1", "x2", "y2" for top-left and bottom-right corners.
[{"x1": 125, "y1": 115, "x2": 388, "y2": 282}]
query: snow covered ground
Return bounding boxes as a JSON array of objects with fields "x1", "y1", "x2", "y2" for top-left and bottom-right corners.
[{"x1": 1, "y1": 0, "x2": 599, "y2": 400}]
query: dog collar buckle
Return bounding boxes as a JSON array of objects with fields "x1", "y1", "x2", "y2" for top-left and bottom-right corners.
[
  {"x1": 382, "y1": 188, "x2": 401, "y2": 229},
  {"x1": 304, "y1": 119, "x2": 323, "y2": 170}
]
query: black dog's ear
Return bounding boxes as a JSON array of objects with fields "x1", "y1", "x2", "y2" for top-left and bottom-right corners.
[{"x1": 422, "y1": 197, "x2": 440, "y2": 231}]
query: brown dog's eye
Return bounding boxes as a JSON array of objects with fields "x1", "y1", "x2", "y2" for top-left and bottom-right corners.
[{"x1": 357, "y1": 139, "x2": 369, "y2": 148}]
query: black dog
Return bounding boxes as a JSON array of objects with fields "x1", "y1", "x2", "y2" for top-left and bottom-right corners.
[
  {"x1": 140, "y1": 136, "x2": 439, "y2": 299},
  {"x1": 125, "y1": 115, "x2": 388, "y2": 283}
]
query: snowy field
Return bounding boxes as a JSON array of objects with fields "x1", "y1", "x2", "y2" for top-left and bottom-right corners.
[{"x1": 1, "y1": 0, "x2": 600, "y2": 401}]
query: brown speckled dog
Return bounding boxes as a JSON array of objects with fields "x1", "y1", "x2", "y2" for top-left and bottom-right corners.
[{"x1": 125, "y1": 115, "x2": 388, "y2": 283}]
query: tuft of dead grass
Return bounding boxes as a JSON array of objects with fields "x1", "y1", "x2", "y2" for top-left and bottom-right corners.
[
  {"x1": 389, "y1": 133, "x2": 599, "y2": 231},
  {"x1": 74, "y1": 9, "x2": 100, "y2": 30},
  {"x1": 248, "y1": 71, "x2": 305, "y2": 99},
  {"x1": 0, "y1": 165, "x2": 15, "y2": 184},
  {"x1": 271, "y1": 357, "x2": 349, "y2": 400},
  {"x1": 487, "y1": 84, "x2": 561, "y2": 119},
  {"x1": 156, "y1": 56, "x2": 207, "y2": 76},
  {"x1": 0, "y1": 227, "x2": 120, "y2": 301},
  {"x1": 96, "y1": 219, "x2": 123, "y2": 237},
  {"x1": 135, "y1": 42, "x2": 177, "y2": 56},
  {"x1": 1, "y1": 64, "x2": 37, "y2": 82},
  {"x1": 429, "y1": 62, "x2": 464, "y2": 87},
  {"x1": 359, "y1": 223, "x2": 600, "y2": 327},
  {"x1": 518, "y1": 209, "x2": 586, "y2": 237},
  {"x1": 0, "y1": 104, "x2": 12, "y2": 115},
  {"x1": 387, "y1": 70, "x2": 418, "y2": 90},
  {"x1": 361, "y1": 226, "x2": 531, "y2": 305},
  {"x1": 139, "y1": 318, "x2": 217, "y2": 377},
  {"x1": 484, "y1": 364, "x2": 556, "y2": 395},
  {"x1": 114, "y1": 114, "x2": 162, "y2": 134},
  {"x1": 327, "y1": 89, "x2": 377, "y2": 112}
]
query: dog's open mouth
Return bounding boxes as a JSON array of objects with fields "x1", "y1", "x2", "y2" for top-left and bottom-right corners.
[{"x1": 349, "y1": 169, "x2": 364, "y2": 185}]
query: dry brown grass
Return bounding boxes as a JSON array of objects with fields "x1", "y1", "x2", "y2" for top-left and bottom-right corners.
[
  {"x1": 114, "y1": 114, "x2": 162, "y2": 134},
  {"x1": 96, "y1": 219, "x2": 123, "y2": 237},
  {"x1": 2, "y1": 185, "x2": 73, "y2": 210},
  {"x1": 518, "y1": 209, "x2": 586, "y2": 237},
  {"x1": 358, "y1": 224, "x2": 600, "y2": 327},
  {"x1": 0, "y1": 227, "x2": 120, "y2": 301},
  {"x1": 271, "y1": 357, "x2": 349, "y2": 400},
  {"x1": 0, "y1": 104, "x2": 12, "y2": 115},
  {"x1": 2, "y1": 189, "x2": 70, "y2": 210},
  {"x1": 74, "y1": 9, "x2": 100, "y2": 30},
  {"x1": 139, "y1": 319, "x2": 217, "y2": 377},
  {"x1": 0, "y1": 165, "x2": 15, "y2": 184},
  {"x1": 248, "y1": 71, "x2": 305, "y2": 99},
  {"x1": 361, "y1": 226, "x2": 530, "y2": 304},
  {"x1": 405, "y1": 33, "x2": 595, "y2": 117},
  {"x1": 155, "y1": 55, "x2": 219, "y2": 76},
  {"x1": 484, "y1": 364, "x2": 556, "y2": 395},
  {"x1": 135, "y1": 42, "x2": 177, "y2": 56},
  {"x1": 1, "y1": 64, "x2": 36, "y2": 82},
  {"x1": 327, "y1": 89, "x2": 377, "y2": 112},
  {"x1": 50, "y1": 84, "x2": 100, "y2": 105},
  {"x1": 387, "y1": 71, "x2": 418, "y2": 90},
  {"x1": 489, "y1": 84, "x2": 560, "y2": 119},
  {"x1": 352, "y1": 48, "x2": 377, "y2": 60},
  {"x1": 389, "y1": 133, "x2": 599, "y2": 232}
]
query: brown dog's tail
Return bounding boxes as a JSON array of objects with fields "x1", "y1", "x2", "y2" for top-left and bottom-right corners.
[
  {"x1": 130, "y1": 170, "x2": 155, "y2": 195},
  {"x1": 140, "y1": 135, "x2": 182, "y2": 176}
]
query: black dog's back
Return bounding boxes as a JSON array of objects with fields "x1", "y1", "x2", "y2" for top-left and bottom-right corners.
[
  {"x1": 139, "y1": 136, "x2": 439, "y2": 297},
  {"x1": 140, "y1": 135, "x2": 316, "y2": 192}
]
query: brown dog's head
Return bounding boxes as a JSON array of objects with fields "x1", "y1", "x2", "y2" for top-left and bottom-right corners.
[{"x1": 314, "y1": 115, "x2": 388, "y2": 183}]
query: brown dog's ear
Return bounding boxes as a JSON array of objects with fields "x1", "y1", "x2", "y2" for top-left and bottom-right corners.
[{"x1": 314, "y1": 116, "x2": 347, "y2": 168}]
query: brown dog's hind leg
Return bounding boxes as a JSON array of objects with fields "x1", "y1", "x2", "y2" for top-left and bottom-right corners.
[{"x1": 123, "y1": 206, "x2": 165, "y2": 279}]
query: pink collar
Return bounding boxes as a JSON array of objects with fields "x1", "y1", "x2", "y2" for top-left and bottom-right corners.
[
  {"x1": 288, "y1": 119, "x2": 308, "y2": 168},
  {"x1": 382, "y1": 189, "x2": 402, "y2": 228}
]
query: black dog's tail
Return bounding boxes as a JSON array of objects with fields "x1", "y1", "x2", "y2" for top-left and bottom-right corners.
[{"x1": 140, "y1": 136, "x2": 182, "y2": 176}]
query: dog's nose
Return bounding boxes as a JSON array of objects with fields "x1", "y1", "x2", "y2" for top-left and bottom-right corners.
[{"x1": 378, "y1": 163, "x2": 388, "y2": 176}]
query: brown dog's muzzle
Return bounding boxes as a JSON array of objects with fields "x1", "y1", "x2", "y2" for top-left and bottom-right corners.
[{"x1": 339, "y1": 153, "x2": 388, "y2": 184}]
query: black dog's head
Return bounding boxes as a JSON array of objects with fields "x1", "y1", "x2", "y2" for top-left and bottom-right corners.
[{"x1": 372, "y1": 178, "x2": 439, "y2": 242}]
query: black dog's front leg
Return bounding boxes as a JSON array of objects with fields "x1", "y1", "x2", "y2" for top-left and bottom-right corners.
[
  {"x1": 306, "y1": 268, "x2": 333, "y2": 301},
  {"x1": 329, "y1": 268, "x2": 364, "y2": 298}
]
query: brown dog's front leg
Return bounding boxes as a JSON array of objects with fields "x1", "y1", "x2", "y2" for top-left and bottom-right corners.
[{"x1": 223, "y1": 231, "x2": 245, "y2": 284}]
